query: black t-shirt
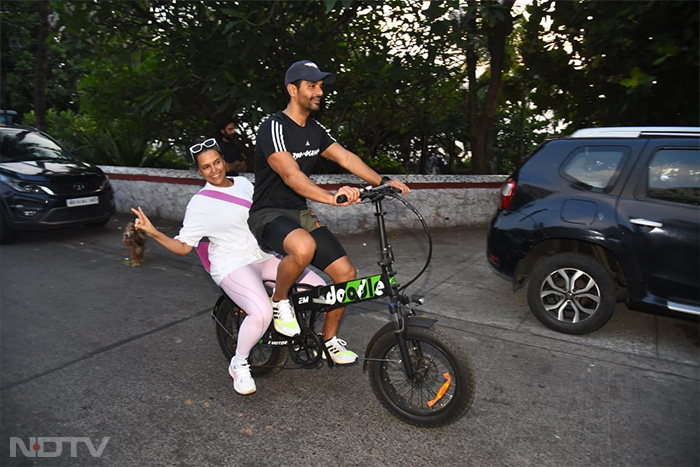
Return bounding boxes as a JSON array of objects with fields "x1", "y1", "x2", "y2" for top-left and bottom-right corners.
[
  {"x1": 215, "y1": 136, "x2": 244, "y2": 164},
  {"x1": 251, "y1": 111, "x2": 335, "y2": 212}
]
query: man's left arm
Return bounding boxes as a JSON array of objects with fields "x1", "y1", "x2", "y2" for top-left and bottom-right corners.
[{"x1": 322, "y1": 142, "x2": 410, "y2": 194}]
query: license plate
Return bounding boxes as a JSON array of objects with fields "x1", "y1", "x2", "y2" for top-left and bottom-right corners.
[{"x1": 66, "y1": 196, "x2": 99, "y2": 207}]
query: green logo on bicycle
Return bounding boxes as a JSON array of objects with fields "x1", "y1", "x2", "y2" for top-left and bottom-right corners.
[{"x1": 323, "y1": 274, "x2": 388, "y2": 306}]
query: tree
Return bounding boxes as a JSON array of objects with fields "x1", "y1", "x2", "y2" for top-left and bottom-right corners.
[
  {"x1": 52, "y1": 0, "x2": 466, "y2": 171},
  {"x1": 464, "y1": 0, "x2": 516, "y2": 174},
  {"x1": 7, "y1": 0, "x2": 695, "y2": 173},
  {"x1": 1, "y1": 1, "x2": 83, "y2": 119},
  {"x1": 521, "y1": 0, "x2": 700, "y2": 128},
  {"x1": 54, "y1": 0, "x2": 381, "y2": 166},
  {"x1": 33, "y1": 0, "x2": 51, "y2": 131},
  {"x1": 409, "y1": 0, "x2": 518, "y2": 174},
  {"x1": 5, "y1": 0, "x2": 511, "y2": 171}
]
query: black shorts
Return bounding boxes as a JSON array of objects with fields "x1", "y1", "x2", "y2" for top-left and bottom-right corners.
[{"x1": 248, "y1": 208, "x2": 347, "y2": 271}]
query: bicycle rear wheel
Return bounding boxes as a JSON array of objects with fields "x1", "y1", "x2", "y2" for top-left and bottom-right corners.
[
  {"x1": 212, "y1": 295, "x2": 288, "y2": 377},
  {"x1": 367, "y1": 324, "x2": 474, "y2": 427}
]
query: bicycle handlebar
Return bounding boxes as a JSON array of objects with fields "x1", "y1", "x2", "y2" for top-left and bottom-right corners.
[
  {"x1": 335, "y1": 184, "x2": 401, "y2": 204},
  {"x1": 334, "y1": 182, "x2": 431, "y2": 293}
]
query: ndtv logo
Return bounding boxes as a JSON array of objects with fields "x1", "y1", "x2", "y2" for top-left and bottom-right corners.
[{"x1": 9, "y1": 437, "x2": 110, "y2": 458}]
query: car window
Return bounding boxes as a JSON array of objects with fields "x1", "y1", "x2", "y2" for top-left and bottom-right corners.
[
  {"x1": 0, "y1": 130, "x2": 75, "y2": 163},
  {"x1": 561, "y1": 146, "x2": 627, "y2": 190},
  {"x1": 647, "y1": 148, "x2": 700, "y2": 206}
]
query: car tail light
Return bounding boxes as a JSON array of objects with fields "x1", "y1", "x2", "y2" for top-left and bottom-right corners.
[{"x1": 499, "y1": 178, "x2": 516, "y2": 210}]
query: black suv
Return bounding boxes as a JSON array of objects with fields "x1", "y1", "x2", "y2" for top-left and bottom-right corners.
[
  {"x1": 0, "y1": 126, "x2": 115, "y2": 243},
  {"x1": 487, "y1": 127, "x2": 699, "y2": 334}
]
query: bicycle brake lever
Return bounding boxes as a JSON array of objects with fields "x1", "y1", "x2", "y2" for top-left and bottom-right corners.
[{"x1": 411, "y1": 294, "x2": 425, "y2": 305}]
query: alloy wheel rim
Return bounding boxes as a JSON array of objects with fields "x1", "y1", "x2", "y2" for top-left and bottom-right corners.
[{"x1": 540, "y1": 267, "x2": 601, "y2": 323}]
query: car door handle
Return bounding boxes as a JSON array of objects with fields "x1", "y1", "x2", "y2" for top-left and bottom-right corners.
[{"x1": 630, "y1": 218, "x2": 663, "y2": 228}]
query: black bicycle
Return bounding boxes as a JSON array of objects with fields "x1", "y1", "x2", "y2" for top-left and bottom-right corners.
[{"x1": 211, "y1": 184, "x2": 475, "y2": 427}]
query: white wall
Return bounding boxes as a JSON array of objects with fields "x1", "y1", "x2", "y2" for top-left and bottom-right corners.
[{"x1": 101, "y1": 166, "x2": 507, "y2": 233}]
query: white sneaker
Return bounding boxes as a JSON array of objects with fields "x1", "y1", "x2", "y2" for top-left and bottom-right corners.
[
  {"x1": 229, "y1": 357, "x2": 256, "y2": 395},
  {"x1": 271, "y1": 298, "x2": 301, "y2": 337},
  {"x1": 324, "y1": 336, "x2": 358, "y2": 365}
]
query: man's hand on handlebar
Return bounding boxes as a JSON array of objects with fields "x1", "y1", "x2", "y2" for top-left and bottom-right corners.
[
  {"x1": 333, "y1": 185, "x2": 362, "y2": 206},
  {"x1": 336, "y1": 182, "x2": 412, "y2": 204},
  {"x1": 385, "y1": 179, "x2": 411, "y2": 195}
]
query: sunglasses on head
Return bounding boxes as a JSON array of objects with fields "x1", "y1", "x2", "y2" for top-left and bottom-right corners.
[{"x1": 189, "y1": 138, "x2": 219, "y2": 164}]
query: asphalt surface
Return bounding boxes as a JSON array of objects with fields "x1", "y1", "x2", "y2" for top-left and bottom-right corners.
[{"x1": 0, "y1": 212, "x2": 698, "y2": 467}]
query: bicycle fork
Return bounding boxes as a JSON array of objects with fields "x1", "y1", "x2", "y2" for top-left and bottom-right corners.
[{"x1": 373, "y1": 196, "x2": 419, "y2": 380}]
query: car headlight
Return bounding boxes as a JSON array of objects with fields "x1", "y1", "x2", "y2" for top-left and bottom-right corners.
[{"x1": 0, "y1": 174, "x2": 55, "y2": 195}]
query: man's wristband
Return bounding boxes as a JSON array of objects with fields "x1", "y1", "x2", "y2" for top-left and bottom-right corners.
[{"x1": 380, "y1": 176, "x2": 392, "y2": 186}]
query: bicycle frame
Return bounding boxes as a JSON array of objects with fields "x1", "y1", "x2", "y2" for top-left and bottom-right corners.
[
  {"x1": 286, "y1": 186, "x2": 433, "y2": 377},
  {"x1": 212, "y1": 185, "x2": 435, "y2": 371}
]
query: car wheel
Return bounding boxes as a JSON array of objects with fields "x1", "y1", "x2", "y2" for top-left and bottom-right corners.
[{"x1": 527, "y1": 252, "x2": 616, "y2": 335}]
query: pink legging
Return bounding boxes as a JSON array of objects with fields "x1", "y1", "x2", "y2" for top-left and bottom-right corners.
[{"x1": 218, "y1": 256, "x2": 326, "y2": 359}]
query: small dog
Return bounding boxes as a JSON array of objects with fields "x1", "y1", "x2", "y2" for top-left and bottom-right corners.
[{"x1": 122, "y1": 221, "x2": 147, "y2": 267}]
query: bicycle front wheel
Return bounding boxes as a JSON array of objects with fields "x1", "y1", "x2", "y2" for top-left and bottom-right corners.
[
  {"x1": 212, "y1": 295, "x2": 288, "y2": 377},
  {"x1": 367, "y1": 324, "x2": 475, "y2": 427}
]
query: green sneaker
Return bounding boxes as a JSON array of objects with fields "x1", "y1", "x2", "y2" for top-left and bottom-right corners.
[
  {"x1": 324, "y1": 336, "x2": 358, "y2": 365},
  {"x1": 271, "y1": 298, "x2": 301, "y2": 337}
]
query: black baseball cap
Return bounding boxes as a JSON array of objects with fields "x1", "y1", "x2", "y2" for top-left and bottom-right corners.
[{"x1": 284, "y1": 60, "x2": 336, "y2": 86}]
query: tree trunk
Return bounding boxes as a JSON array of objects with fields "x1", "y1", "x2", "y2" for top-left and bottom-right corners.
[
  {"x1": 465, "y1": 0, "x2": 515, "y2": 174},
  {"x1": 34, "y1": 0, "x2": 51, "y2": 131}
]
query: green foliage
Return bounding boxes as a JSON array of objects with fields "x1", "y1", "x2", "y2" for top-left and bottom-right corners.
[
  {"x1": 22, "y1": 109, "x2": 94, "y2": 158},
  {"x1": 493, "y1": 101, "x2": 550, "y2": 174},
  {"x1": 2, "y1": 0, "x2": 698, "y2": 173},
  {"x1": 23, "y1": 109, "x2": 188, "y2": 169},
  {"x1": 50, "y1": 0, "x2": 378, "y2": 161},
  {"x1": 0, "y1": 0, "x2": 85, "y2": 116},
  {"x1": 364, "y1": 152, "x2": 406, "y2": 174},
  {"x1": 521, "y1": 0, "x2": 700, "y2": 128}
]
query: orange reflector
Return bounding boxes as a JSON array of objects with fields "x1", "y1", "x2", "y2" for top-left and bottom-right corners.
[{"x1": 427, "y1": 372, "x2": 452, "y2": 407}]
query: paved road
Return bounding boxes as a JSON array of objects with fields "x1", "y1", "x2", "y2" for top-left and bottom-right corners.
[{"x1": 1, "y1": 213, "x2": 698, "y2": 467}]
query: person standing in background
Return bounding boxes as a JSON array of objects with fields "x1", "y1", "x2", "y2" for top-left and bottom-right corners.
[{"x1": 215, "y1": 117, "x2": 247, "y2": 175}]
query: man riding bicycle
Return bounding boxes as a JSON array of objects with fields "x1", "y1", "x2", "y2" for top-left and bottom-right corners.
[{"x1": 248, "y1": 59, "x2": 410, "y2": 364}]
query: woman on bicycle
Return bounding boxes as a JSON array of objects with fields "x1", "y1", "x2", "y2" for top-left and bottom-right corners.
[{"x1": 130, "y1": 138, "x2": 325, "y2": 396}]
